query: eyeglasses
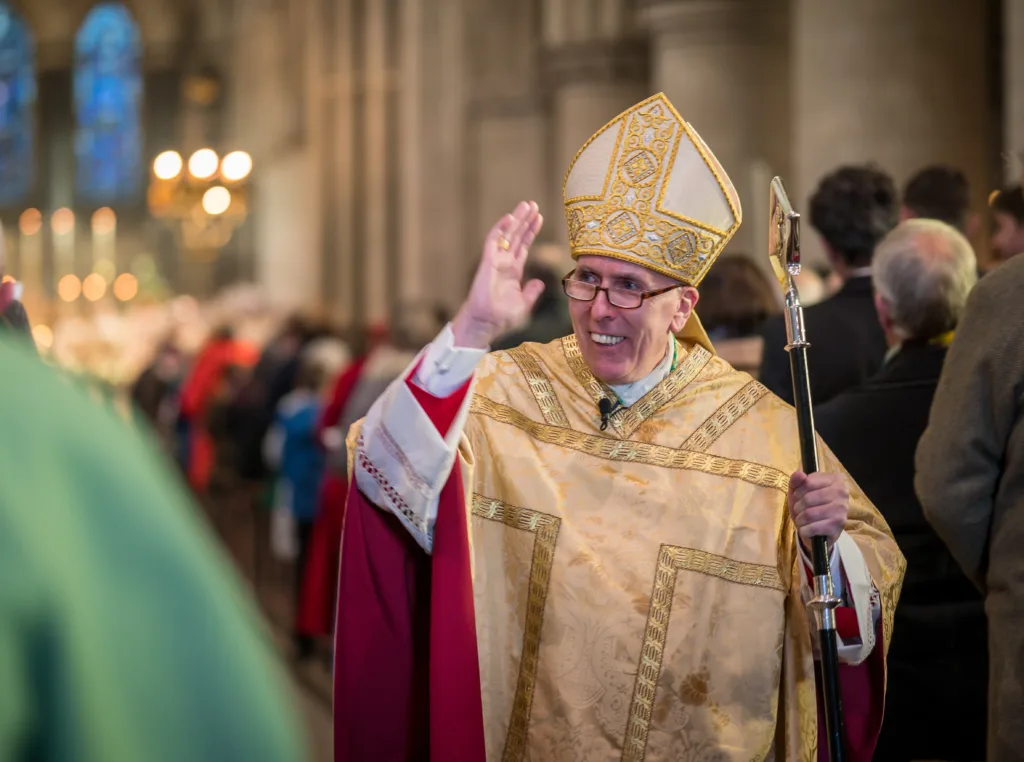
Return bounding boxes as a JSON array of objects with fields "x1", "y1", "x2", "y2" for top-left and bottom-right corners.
[{"x1": 561, "y1": 269, "x2": 681, "y2": 310}]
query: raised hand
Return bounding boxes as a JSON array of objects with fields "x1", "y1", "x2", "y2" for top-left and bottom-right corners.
[{"x1": 451, "y1": 201, "x2": 545, "y2": 349}]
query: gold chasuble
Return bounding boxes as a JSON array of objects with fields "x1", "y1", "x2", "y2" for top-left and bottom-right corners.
[
  {"x1": 466, "y1": 338, "x2": 900, "y2": 760},
  {"x1": 335, "y1": 93, "x2": 904, "y2": 762}
]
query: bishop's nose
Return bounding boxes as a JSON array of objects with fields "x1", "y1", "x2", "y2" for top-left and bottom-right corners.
[{"x1": 589, "y1": 287, "x2": 618, "y2": 321}]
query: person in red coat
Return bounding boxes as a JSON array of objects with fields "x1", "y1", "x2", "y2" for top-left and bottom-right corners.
[{"x1": 179, "y1": 327, "x2": 257, "y2": 494}]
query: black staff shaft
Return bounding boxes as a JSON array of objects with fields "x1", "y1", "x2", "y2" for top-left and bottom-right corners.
[{"x1": 788, "y1": 345, "x2": 845, "y2": 762}]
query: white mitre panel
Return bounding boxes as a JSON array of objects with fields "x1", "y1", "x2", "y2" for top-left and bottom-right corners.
[
  {"x1": 661, "y1": 124, "x2": 740, "y2": 235},
  {"x1": 564, "y1": 120, "x2": 624, "y2": 200}
]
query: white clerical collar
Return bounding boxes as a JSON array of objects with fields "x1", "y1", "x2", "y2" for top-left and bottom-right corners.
[{"x1": 608, "y1": 334, "x2": 676, "y2": 408}]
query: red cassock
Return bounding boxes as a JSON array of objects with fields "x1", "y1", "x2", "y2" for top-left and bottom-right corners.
[{"x1": 332, "y1": 374, "x2": 885, "y2": 761}]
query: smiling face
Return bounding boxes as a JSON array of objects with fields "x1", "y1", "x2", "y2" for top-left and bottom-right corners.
[{"x1": 567, "y1": 255, "x2": 699, "y2": 385}]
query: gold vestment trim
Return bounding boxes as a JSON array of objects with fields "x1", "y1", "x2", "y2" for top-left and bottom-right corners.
[
  {"x1": 881, "y1": 552, "x2": 907, "y2": 651},
  {"x1": 681, "y1": 380, "x2": 769, "y2": 452},
  {"x1": 622, "y1": 544, "x2": 784, "y2": 761},
  {"x1": 561, "y1": 335, "x2": 713, "y2": 438},
  {"x1": 505, "y1": 346, "x2": 571, "y2": 427},
  {"x1": 472, "y1": 495, "x2": 561, "y2": 762},
  {"x1": 469, "y1": 395, "x2": 790, "y2": 494}
]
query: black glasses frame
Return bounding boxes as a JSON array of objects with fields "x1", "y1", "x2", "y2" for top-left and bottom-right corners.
[{"x1": 560, "y1": 269, "x2": 681, "y2": 310}]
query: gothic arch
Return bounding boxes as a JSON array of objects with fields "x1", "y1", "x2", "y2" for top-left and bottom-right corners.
[
  {"x1": 3, "y1": 0, "x2": 39, "y2": 36},
  {"x1": 2, "y1": 0, "x2": 186, "y2": 69},
  {"x1": 69, "y1": 0, "x2": 183, "y2": 68}
]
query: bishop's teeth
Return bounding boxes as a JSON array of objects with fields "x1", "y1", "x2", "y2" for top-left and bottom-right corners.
[{"x1": 591, "y1": 333, "x2": 625, "y2": 346}]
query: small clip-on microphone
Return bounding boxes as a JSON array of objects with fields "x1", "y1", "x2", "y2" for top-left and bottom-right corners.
[{"x1": 599, "y1": 397, "x2": 617, "y2": 431}]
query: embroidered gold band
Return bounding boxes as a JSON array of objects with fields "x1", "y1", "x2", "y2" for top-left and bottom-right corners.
[
  {"x1": 505, "y1": 346, "x2": 571, "y2": 428},
  {"x1": 681, "y1": 380, "x2": 769, "y2": 452},
  {"x1": 561, "y1": 335, "x2": 713, "y2": 438},
  {"x1": 622, "y1": 544, "x2": 785, "y2": 760},
  {"x1": 880, "y1": 552, "x2": 906, "y2": 652},
  {"x1": 472, "y1": 495, "x2": 561, "y2": 762},
  {"x1": 469, "y1": 395, "x2": 790, "y2": 494}
]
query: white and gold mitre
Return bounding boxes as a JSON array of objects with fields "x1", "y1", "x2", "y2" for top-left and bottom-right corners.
[{"x1": 563, "y1": 93, "x2": 742, "y2": 287}]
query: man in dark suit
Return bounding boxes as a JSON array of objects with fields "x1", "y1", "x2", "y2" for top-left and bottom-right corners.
[
  {"x1": 760, "y1": 165, "x2": 896, "y2": 404},
  {"x1": 817, "y1": 219, "x2": 986, "y2": 761},
  {"x1": 900, "y1": 164, "x2": 978, "y2": 236}
]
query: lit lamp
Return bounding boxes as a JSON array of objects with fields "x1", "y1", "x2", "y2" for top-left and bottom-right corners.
[
  {"x1": 202, "y1": 186, "x2": 231, "y2": 215},
  {"x1": 147, "y1": 146, "x2": 253, "y2": 278},
  {"x1": 153, "y1": 151, "x2": 183, "y2": 180},
  {"x1": 220, "y1": 151, "x2": 252, "y2": 183},
  {"x1": 188, "y1": 149, "x2": 219, "y2": 180}
]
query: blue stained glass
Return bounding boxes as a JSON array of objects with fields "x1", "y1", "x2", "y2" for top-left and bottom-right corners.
[
  {"x1": 74, "y1": 3, "x2": 142, "y2": 202},
  {"x1": 0, "y1": 4, "x2": 36, "y2": 205}
]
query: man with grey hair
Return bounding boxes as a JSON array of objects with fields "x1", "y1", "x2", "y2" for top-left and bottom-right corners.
[{"x1": 816, "y1": 219, "x2": 985, "y2": 760}]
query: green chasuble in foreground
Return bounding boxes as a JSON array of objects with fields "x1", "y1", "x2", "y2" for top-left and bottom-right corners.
[{"x1": 0, "y1": 341, "x2": 309, "y2": 762}]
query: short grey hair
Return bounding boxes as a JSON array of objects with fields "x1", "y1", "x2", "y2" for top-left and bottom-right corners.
[{"x1": 872, "y1": 219, "x2": 977, "y2": 341}]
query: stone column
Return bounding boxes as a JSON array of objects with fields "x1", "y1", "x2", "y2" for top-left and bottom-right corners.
[
  {"x1": 361, "y1": 0, "x2": 390, "y2": 327},
  {"x1": 231, "y1": 0, "x2": 321, "y2": 311},
  {"x1": 792, "y1": 0, "x2": 993, "y2": 266},
  {"x1": 464, "y1": 0, "x2": 548, "y2": 288},
  {"x1": 639, "y1": 0, "x2": 790, "y2": 271},
  {"x1": 396, "y1": 0, "x2": 424, "y2": 315},
  {"x1": 404, "y1": 0, "x2": 472, "y2": 318},
  {"x1": 1005, "y1": 0, "x2": 1024, "y2": 184},
  {"x1": 543, "y1": 0, "x2": 649, "y2": 250}
]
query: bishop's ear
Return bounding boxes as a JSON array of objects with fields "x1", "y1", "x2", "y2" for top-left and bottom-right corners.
[{"x1": 670, "y1": 286, "x2": 700, "y2": 333}]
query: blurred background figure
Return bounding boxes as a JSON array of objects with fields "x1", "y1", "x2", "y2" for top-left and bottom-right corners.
[
  {"x1": 0, "y1": 224, "x2": 33, "y2": 350},
  {"x1": 695, "y1": 255, "x2": 779, "y2": 375},
  {"x1": 178, "y1": 325, "x2": 258, "y2": 494},
  {"x1": 130, "y1": 337, "x2": 185, "y2": 445},
  {"x1": 760, "y1": 165, "x2": 898, "y2": 405},
  {"x1": 817, "y1": 219, "x2": 985, "y2": 761},
  {"x1": 294, "y1": 331, "x2": 377, "y2": 655},
  {"x1": 989, "y1": 185, "x2": 1024, "y2": 267},
  {"x1": 264, "y1": 354, "x2": 329, "y2": 661},
  {"x1": 792, "y1": 267, "x2": 830, "y2": 307},
  {"x1": 900, "y1": 164, "x2": 979, "y2": 238},
  {"x1": 916, "y1": 251, "x2": 1024, "y2": 762},
  {"x1": 230, "y1": 316, "x2": 319, "y2": 489},
  {"x1": 0, "y1": 278, "x2": 33, "y2": 348},
  {"x1": 0, "y1": 339, "x2": 309, "y2": 762}
]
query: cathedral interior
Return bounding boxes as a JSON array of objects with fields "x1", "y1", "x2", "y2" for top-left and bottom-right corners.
[
  {"x1": 3, "y1": 1, "x2": 1023, "y2": 759},
  {"x1": 5, "y1": 0, "x2": 1020, "y2": 338}
]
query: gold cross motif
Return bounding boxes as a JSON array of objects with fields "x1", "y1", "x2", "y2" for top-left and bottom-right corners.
[
  {"x1": 624, "y1": 152, "x2": 657, "y2": 184},
  {"x1": 606, "y1": 212, "x2": 639, "y2": 244}
]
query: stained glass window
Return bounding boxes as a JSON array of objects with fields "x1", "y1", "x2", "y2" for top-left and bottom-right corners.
[
  {"x1": 0, "y1": 4, "x2": 35, "y2": 205},
  {"x1": 74, "y1": 3, "x2": 142, "y2": 202}
]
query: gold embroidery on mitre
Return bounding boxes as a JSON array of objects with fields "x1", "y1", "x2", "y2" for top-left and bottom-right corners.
[{"x1": 563, "y1": 93, "x2": 742, "y2": 286}]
